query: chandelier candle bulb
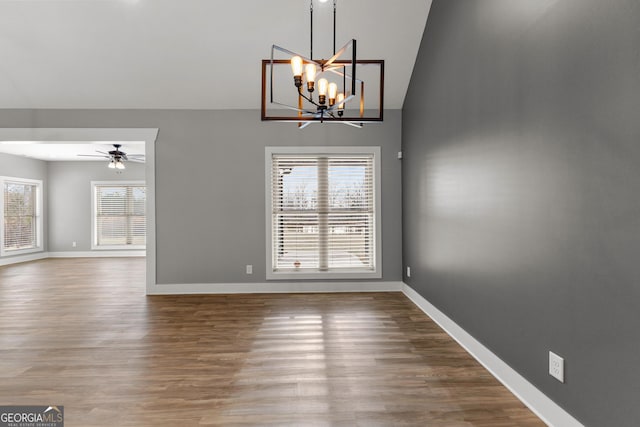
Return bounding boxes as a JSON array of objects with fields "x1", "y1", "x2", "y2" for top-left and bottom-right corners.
[
  {"x1": 318, "y1": 78, "x2": 328, "y2": 95},
  {"x1": 337, "y1": 92, "x2": 345, "y2": 116},
  {"x1": 305, "y1": 64, "x2": 317, "y2": 92},
  {"x1": 328, "y1": 82, "x2": 338, "y2": 106},
  {"x1": 318, "y1": 78, "x2": 328, "y2": 105},
  {"x1": 291, "y1": 56, "x2": 303, "y2": 87},
  {"x1": 291, "y1": 56, "x2": 303, "y2": 76}
]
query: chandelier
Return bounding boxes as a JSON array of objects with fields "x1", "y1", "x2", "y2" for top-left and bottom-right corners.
[{"x1": 261, "y1": 0, "x2": 384, "y2": 128}]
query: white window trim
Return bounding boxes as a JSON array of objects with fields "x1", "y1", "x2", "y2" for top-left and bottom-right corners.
[
  {"x1": 265, "y1": 146, "x2": 382, "y2": 280},
  {"x1": 0, "y1": 176, "x2": 44, "y2": 257},
  {"x1": 91, "y1": 180, "x2": 146, "y2": 251}
]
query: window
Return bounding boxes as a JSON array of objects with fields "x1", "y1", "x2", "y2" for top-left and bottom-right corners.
[
  {"x1": 266, "y1": 147, "x2": 381, "y2": 279},
  {"x1": 0, "y1": 177, "x2": 43, "y2": 256},
  {"x1": 92, "y1": 181, "x2": 146, "y2": 249}
]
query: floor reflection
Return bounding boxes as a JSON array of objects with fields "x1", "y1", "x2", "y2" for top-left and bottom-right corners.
[{"x1": 0, "y1": 259, "x2": 543, "y2": 426}]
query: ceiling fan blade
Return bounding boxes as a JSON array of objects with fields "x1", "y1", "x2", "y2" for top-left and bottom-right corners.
[
  {"x1": 127, "y1": 158, "x2": 146, "y2": 163},
  {"x1": 95, "y1": 150, "x2": 109, "y2": 155},
  {"x1": 78, "y1": 154, "x2": 109, "y2": 158},
  {"x1": 127, "y1": 154, "x2": 145, "y2": 158}
]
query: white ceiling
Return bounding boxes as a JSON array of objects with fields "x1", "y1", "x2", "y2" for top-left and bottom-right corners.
[
  {"x1": 0, "y1": 142, "x2": 145, "y2": 161},
  {"x1": 0, "y1": 0, "x2": 431, "y2": 110}
]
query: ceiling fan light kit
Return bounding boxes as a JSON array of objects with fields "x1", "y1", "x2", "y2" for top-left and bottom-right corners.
[
  {"x1": 77, "y1": 144, "x2": 145, "y2": 170},
  {"x1": 108, "y1": 159, "x2": 126, "y2": 170},
  {"x1": 261, "y1": 0, "x2": 384, "y2": 128}
]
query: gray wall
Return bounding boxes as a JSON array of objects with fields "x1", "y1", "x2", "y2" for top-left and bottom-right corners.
[
  {"x1": 47, "y1": 161, "x2": 145, "y2": 252},
  {"x1": 402, "y1": 1, "x2": 640, "y2": 426},
  {"x1": 0, "y1": 109, "x2": 402, "y2": 284},
  {"x1": 0, "y1": 152, "x2": 48, "y2": 255}
]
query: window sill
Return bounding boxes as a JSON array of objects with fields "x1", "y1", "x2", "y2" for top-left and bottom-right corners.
[
  {"x1": 92, "y1": 245, "x2": 146, "y2": 251},
  {"x1": 267, "y1": 269, "x2": 382, "y2": 281},
  {"x1": 1, "y1": 247, "x2": 44, "y2": 257}
]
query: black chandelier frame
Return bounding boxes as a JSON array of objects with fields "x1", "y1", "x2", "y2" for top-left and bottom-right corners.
[{"x1": 261, "y1": 0, "x2": 384, "y2": 127}]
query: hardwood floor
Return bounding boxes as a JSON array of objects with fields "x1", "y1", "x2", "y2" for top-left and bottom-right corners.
[{"x1": 0, "y1": 258, "x2": 544, "y2": 426}]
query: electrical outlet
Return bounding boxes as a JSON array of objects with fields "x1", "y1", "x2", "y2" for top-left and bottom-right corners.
[
  {"x1": 246, "y1": 265, "x2": 253, "y2": 275},
  {"x1": 406, "y1": 266, "x2": 411, "y2": 277},
  {"x1": 72, "y1": 241, "x2": 77, "y2": 248},
  {"x1": 549, "y1": 351, "x2": 564, "y2": 383}
]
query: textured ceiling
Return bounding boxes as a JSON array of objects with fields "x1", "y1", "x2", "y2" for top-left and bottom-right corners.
[{"x1": 0, "y1": 0, "x2": 431, "y2": 110}]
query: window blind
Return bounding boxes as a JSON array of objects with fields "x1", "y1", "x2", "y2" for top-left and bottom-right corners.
[
  {"x1": 3, "y1": 182, "x2": 37, "y2": 251},
  {"x1": 95, "y1": 185, "x2": 146, "y2": 247},
  {"x1": 271, "y1": 154, "x2": 375, "y2": 272}
]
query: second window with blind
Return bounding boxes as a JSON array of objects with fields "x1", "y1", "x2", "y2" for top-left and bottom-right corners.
[
  {"x1": 92, "y1": 181, "x2": 146, "y2": 250},
  {"x1": 266, "y1": 147, "x2": 381, "y2": 279}
]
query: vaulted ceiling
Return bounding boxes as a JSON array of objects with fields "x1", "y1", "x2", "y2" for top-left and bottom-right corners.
[{"x1": 0, "y1": 0, "x2": 431, "y2": 110}]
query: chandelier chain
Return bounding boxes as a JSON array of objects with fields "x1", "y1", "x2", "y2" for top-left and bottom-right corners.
[
  {"x1": 333, "y1": 0, "x2": 337, "y2": 55},
  {"x1": 310, "y1": 0, "x2": 313, "y2": 59}
]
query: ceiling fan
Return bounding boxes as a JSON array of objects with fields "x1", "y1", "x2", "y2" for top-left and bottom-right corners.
[{"x1": 78, "y1": 144, "x2": 145, "y2": 169}]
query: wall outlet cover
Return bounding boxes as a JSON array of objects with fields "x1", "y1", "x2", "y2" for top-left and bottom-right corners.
[{"x1": 549, "y1": 351, "x2": 564, "y2": 383}]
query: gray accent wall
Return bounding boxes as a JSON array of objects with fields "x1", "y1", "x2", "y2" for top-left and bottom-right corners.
[
  {"x1": 0, "y1": 152, "x2": 48, "y2": 255},
  {"x1": 47, "y1": 161, "x2": 145, "y2": 252},
  {"x1": 0, "y1": 109, "x2": 402, "y2": 284},
  {"x1": 402, "y1": 1, "x2": 640, "y2": 426}
]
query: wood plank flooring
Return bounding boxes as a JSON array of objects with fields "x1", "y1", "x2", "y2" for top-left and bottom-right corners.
[{"x1": 0, "y1": 258, "x2": 544, "y2": 426}]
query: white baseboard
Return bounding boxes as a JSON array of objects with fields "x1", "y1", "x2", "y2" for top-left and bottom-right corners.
[
  {"x1": 147, "y1": 281, "x2": 403, "y2": 295},
  {"x1": 1, "y1": 251, "x2": 145, "y2": 266},
  {"x1": 48, "y1": 250, "x2": 145, "y2": 258},
  {"x1": 0, "y1": 251, "x2": 48, "y2": 266},
  {"x1": 402, "y1": 284, "x2": 583, "y2": 427}
]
